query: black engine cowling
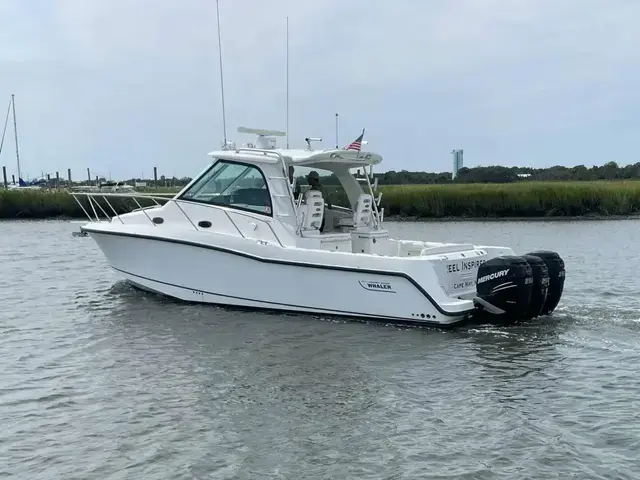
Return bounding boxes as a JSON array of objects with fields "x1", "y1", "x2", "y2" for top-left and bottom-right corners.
[
  {"x1": 526, "y1": 250, "x2": 565, "y2": 315},
  {"x1": 522, "y1": 254, "x2": 550, "y2": 320},
  {"x1": 473, "y1": 255, "x2": 533, "y2": 324}
]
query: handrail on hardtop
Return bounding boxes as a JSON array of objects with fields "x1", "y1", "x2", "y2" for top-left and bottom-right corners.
[{"x1": 232, "y1": 147, "x2": 285, "y2": 159}]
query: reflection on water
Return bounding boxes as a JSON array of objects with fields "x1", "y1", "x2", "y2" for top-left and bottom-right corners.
[{"x1": 1, "y1": 219, "x2": 640, "y2": 479}]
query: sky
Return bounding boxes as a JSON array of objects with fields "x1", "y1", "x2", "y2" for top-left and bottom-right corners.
[{"x1": 1, "y1": 0, "x2": 639, "y2": 180}]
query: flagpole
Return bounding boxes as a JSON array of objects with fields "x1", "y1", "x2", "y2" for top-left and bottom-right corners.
[{"x1": 335, "y1": 113, "x2": 339, "y2": 149}]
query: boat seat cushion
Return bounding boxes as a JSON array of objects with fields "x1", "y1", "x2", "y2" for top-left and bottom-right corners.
[
  {"x1": 353, "y1": 193, "x2": 373, "y2": 228},
  {"x1": 298, "y1": 190, "x2": 325, "y2": 231}
]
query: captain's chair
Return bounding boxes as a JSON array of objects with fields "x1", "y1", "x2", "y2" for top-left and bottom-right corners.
[
  {"x1": 299, "y1": 189, "x2": 324, "y2": 231},
  {"x1": 353, "y1": 193, "x2": 373, "y2": 228}
]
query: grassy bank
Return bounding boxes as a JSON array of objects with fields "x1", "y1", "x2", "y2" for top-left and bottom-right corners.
[
  {"x1": 3, "y1": 180, "x2": 640, "y2": 220},
  {"x1": 377, "y1": 181, "x2": 640, "y2": 218},
  {"x1": 0, "y1": 189, "x2": 161, "y2": 219}
]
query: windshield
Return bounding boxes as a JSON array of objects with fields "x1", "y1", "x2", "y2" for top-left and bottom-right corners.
[{"x1": 179, "y1": 160, "x2": 272, "y2": 216}]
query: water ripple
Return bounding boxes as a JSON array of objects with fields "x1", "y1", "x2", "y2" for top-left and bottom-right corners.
[{"x1": 1, "y1": 219, "x2": 640, "y2": 479}]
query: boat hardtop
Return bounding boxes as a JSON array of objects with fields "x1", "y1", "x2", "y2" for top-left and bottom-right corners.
[{"x1": 208, "y1": 146, "x2": 383, "y2": 168}]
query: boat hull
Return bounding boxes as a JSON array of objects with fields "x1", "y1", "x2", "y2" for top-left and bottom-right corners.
[{"x1": 86, "y1": 229, "x2": 474, "y2": 327}]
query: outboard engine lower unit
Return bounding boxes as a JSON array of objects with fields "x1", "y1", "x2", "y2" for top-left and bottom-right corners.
[
  {"x1": 473, "y1": 255, "x2": 533, "y2": 324},
  {"x1": 522, "y1": 254, "x2": 550, "y2": 319},
  {"x1": 526, "y1": 250, "x2": 565, "y2": 315}
]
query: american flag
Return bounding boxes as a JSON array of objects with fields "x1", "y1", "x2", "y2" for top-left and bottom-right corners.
[{"x1": 344, "y1": 129, "x2": 365, "y2": 151}]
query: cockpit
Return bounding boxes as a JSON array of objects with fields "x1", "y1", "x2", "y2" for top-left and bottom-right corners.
[{"x1": 286, "y1": 164, "x2": 380, "y2": 236}]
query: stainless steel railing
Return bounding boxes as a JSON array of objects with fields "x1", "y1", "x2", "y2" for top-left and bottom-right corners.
[{"x1": 70, "y1": 191, "x2": 285, "y2": 247}]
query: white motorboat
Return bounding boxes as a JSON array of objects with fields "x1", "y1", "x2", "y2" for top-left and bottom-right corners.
[{"x1": 72, "y1": 128, "x2": 566, "y2": 327}]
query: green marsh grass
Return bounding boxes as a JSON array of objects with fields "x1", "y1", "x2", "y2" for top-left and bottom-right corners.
[
  {"x1": 2, "y1": 181, "x2": 640, "y2": 219},
  {"x1": 0, "y1": 189, "x2": 160, "y2": 219},
  {"x1": 377, "y1": 181, "x2": 640, "y2": 218}
]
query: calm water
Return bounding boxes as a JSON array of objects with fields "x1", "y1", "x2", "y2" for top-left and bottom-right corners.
[{"x1": 1, "y1": 219, "x2": 640, "y2": 479}]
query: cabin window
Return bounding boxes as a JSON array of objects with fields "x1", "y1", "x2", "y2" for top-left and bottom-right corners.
[{"x1": 178, "y1": 160, "x2": 273, "y2": 216}]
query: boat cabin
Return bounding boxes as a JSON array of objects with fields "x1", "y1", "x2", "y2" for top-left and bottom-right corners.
[{"x1": 173, "y1": 127, "x2": 388, "y2": 253}]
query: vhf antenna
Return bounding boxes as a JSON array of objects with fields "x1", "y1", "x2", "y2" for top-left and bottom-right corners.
[{"x1": 215, "y1": 0, "x2": 228, "y2": 148}]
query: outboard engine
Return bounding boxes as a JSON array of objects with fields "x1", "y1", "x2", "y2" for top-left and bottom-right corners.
[
  {"x1": 526, "y1": 250, "x2": 565, "y2": 315},
  {"x1": 473, "y1": 256, "x2": 533, "y2": 324},
  {"x1": 522, "y1": 254, "x2": 550, "y2": 320}
]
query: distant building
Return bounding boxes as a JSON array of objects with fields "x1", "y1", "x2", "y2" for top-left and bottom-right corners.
[{"x1": 451, "y1": 149, "x2": 464, "y2": 179}]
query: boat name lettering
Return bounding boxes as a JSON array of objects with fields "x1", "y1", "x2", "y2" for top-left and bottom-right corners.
[
  {"x1": 358, "y1": 281, "x2": 396, "y2": 293},
  {"x1": 477, "y1": 269, "x2": 510, "y2": 284},
  {"x1": 453, "y1": 280, "x2": 476, "y2": 290},
  {"x1": 446, "y1": 259, "x2": 486, "y2": 274}
]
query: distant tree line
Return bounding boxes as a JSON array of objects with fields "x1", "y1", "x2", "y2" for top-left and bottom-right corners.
[
  {"x1": 370, "y1": 161, "x2": 640, "y2": 185},
  {"x1": 113, "y1": 161, "x2": 640, "y2": 188},
  {"x1": 295, "y1": 161, "x2": 640, "y2": 186}
]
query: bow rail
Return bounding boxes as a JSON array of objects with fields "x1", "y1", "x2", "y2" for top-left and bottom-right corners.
[
  {"x1": 70, "y1": 191, "x2": 175, "y2": 224},
  {"x1": 69, "y1": 191, "x2": 285, "y2": 247}
]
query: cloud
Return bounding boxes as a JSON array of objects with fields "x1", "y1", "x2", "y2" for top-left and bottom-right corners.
[{"x1": 0, "y1": 0, "x2": 638, "y2": 180}]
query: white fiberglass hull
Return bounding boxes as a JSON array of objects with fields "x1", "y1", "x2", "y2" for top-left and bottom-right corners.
[{"x1": 84, "y1": 227, "x2": 476, "y2": 327}]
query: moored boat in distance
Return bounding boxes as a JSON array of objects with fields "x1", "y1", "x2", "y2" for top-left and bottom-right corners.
[
  {"x1": 71, "y1": 181, "x2": 135, "y2": 193},
  {"x1": 71, "y1": 127, "x2": 566, "y2": 328}
]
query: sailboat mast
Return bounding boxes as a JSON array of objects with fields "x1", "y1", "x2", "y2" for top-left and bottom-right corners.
[
  {"x1": 0, "y1": 97, "x2": 10, "y2": 158},
  {"x1": 11, "y1": 94, "x2": 21, "y2": 181}
]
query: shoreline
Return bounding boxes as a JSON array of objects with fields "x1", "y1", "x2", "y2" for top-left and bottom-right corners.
[
  {"x1": 383, "y1": 214, "x2": 640, "y2": 222},
  {"x1": 2, "y1": 213, "x2": 640, "y2": 223}
]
